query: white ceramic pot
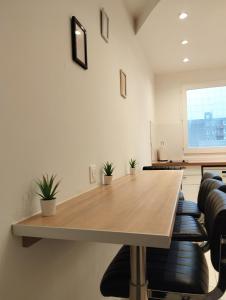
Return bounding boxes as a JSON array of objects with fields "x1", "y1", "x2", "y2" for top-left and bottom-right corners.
[
  {"x1": 104, "y1": 175, "x2": 113, "y2": 185},
  {"x1": 130, "y1": 167, "x2": 136, "y2": 175},
  {"x1": 40, "y1": 199, "x2": 56, "y2": 216}
]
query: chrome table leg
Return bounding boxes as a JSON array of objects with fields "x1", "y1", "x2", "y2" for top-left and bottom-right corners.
[{"x1": 129, "y1": 246, "x2": 148, "y2": 300}]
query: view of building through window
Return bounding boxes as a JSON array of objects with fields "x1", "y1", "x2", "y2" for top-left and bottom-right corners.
[{"x1": 186, "y1": 86, "x2": 226, "y2": 148}]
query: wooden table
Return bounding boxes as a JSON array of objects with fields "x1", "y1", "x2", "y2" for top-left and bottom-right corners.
[{"x1": 12, "y1": 170, "x2": 183, "y2": 300}]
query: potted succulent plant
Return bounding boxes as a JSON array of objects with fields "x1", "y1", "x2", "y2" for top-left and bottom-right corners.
[
  {"x1": 129, "y1": 158, "x2": 137, "y2": 175},
  {"x1": 36, "y1": 174, "x2": 60, "y2": 216},
  {"x1": 103, "y1": 161, "x2": 114, "y2": 185}
]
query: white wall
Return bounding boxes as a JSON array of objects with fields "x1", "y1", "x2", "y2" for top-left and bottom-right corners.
[
  {"x1": 154, "y1": 67, "x2": 226, "y2": 161},
  {"x1": 0, "y1": 0, "x2": 154, "y2": 299}
]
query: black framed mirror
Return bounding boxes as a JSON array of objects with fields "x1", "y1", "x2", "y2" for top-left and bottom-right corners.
[{"x1": 71, "y1": 16, "x2": 88, "y2": 70}]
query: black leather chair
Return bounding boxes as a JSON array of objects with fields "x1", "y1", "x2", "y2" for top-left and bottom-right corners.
[
  {"x1": 143, "y1": 166, "x2": 183, "y2": 170},
  {"x1": 176, "y1": 172, "x2": 223, "y2": 218},
  {"x1": 100, "y1": 189, "x2": 226, "y2": 299},
  {"x1": 201, "y1": 171, "x2": 223, "y2": 183},
  {"x1": 172, "y1": 178, "x2": 224, "y2": 242}
]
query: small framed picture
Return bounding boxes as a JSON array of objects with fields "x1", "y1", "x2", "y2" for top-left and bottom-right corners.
[
  {"x1": 100, "y1": 8, "x2": 109, "y2": 43},
  {"x1": 120, "y1": 70, "x2": 127, "y2": 99},
  {"x1": 71, "y1": 16, "x2": 88, "y2": 69}
]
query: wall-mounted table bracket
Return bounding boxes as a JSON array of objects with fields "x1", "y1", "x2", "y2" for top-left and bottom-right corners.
[{"x1": 22, "y1": 236, "x2": 42, "y2": 247}]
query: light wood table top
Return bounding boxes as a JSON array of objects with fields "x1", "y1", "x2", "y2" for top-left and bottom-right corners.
[{"x1": 13, "y1": 170, "x2": 183, "y2": 248}]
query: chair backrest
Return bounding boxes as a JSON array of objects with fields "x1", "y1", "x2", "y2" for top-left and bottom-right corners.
[
  {"x1": 143, "y1": 166, "x2": 183, "y2": 170},
  {"x1": 197, "y1": 178, "x2": 224, "y2": 213},
  {"x1": 201, "y1": 172, "x2": 223, "y2": 183},
  {"x1": 204, "y1": 189, "x2": 226, "y2": 271},
  {"x1": 218, "y1": 185, "x2": 226, "y2": 193}
]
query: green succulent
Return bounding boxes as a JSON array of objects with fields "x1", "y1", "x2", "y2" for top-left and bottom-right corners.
[
  {"x1": 36, "y1": 174, "x2": 60, "y2": 200},
  {"x1": 103, "y1": 161, "x2": 114, "y2": 176},
  {"x1": 129, "y1": 158, "x2": 137, "y2": 168}
]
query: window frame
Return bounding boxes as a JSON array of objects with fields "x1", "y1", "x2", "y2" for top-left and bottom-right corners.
[{"x1": 182, "y1": 80, "x2": 226, "y2": 154}]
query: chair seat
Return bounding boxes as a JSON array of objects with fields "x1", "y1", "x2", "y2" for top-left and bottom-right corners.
[
  {"x1": 100, "y1": 242, "x2": 209, "y2": 298},
  {"x1": 176, "y1": 199, "x2": 201, "y2": 218},
  {"x1": 173, "y1": 215, "x2": 207, "y2": 242}
]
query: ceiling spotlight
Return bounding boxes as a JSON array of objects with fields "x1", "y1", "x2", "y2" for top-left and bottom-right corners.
[
  {"x1": 181, "y1": 40, "x2": 188, "y2": 45},
  {"x1": 183, "y1": 58, "x2": 190, "y2": 63},
  {"x1": 179, "y1": 12, "x2": 188, "y2": 20}
]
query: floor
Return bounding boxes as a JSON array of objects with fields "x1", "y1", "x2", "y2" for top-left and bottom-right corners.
[
  {"x1": 183, "y1": 185, "x2": 225, "y2": 299},
  {"x1": 205, "y1": 251, "x2": 219, "y2": 292}
]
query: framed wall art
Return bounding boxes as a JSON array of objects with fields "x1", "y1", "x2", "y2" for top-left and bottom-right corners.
[
  {"x1": 100, "y1": 8, "x2": 109, "y2": 43},
  {"x1": 120, "y1": 70, "x2": 127, "y2": 99},
  {"x1": 71, "y1": 16, "x2": 88, "y2": 69}
]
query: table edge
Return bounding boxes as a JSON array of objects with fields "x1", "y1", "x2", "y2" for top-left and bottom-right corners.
[{"x1": 12, "y1": 223, "x2": 172, "y2": 248}]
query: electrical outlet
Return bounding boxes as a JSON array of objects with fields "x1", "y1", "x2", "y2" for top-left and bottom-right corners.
[{"x1": 89, "y1": 164, "x2": 96, "y2": 184}]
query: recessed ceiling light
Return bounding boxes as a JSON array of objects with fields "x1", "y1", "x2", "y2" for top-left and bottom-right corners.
[
  {"x1": 179, "y1": 12, "x2": 188, "y2": 20},
  {"x1": 181, "y1": 40, "x2": 188, "y2": 45},
  {"x1": 183, "y1": 58, "x2": 190, "y2": 63},
  {"x1": 75, "y1": 30, "x2": 81, "y2": 35}
]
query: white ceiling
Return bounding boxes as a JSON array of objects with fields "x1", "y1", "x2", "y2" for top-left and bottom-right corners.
[{"x1": 136, "y1": 0, "x2": 226, "y2": 74}]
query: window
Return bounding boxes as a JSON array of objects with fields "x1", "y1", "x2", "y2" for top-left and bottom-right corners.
[{"x1": 184, "y1": 85, "x2": 226, "y2": 153}]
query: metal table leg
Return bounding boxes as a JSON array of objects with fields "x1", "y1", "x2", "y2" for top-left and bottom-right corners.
[{"x1": 129, "y1": 246, "x2": 148, "y2": 300}]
